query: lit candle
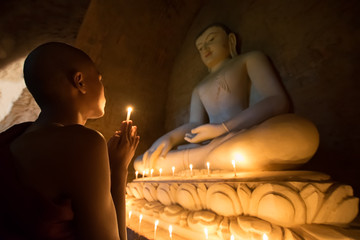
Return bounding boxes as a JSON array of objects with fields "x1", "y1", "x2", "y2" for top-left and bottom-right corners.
[
  {"x1": 126, "y1": 106, "x2": 133, "y2": 121},
  {"x1": 159, "y1": 168, "x2": 162, "y2": 177},
  {"x1": 142, "y1": 170, "x2": 145, "y2": 178},
  {"x1": 139, "y1": 214, "x2": 143, "y2": 233},
  {"x1": 204, "y1": 227, "x2": 208, "y2": 239},
  {"x1": 169, "y1": 225, "x2": 173, "y2": 240},
  {"x1": 154, "y1": 219, "x2": 159, "y2": 240},
  {"x1": 206, "y1": 162, "x2": 210, "y2": 176},
  {"x1": 172, "y1": 166, "x2": 175, "y2": 177},
  {"x1": 129, "y1": 210, "x2": 132, "y2": 220},
  {"x1": 263, "y1": 233, "x2": 269, "y2": 240},
  {"x1": 135, "y1": 171, "x2": 138, "y2": 179},
  {"x1": 231, "y1": 235, "x2": 235, "y2": 240},
  {"x1": 232, "y1": 159, "x2": 237, "y2": 177},
  {"x1": 189, "y1": 164, "x2": 193, "y2": 177},
  {"x1": 151, "y1": 169, "x2": 154, "y2": 177}
]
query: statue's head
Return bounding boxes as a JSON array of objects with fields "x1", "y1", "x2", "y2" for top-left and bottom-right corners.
[{"x1": 195, "y1": 23, "x2": 238, "y2": 71}]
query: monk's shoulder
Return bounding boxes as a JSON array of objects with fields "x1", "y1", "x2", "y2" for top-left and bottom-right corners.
[{"x1": 59, "y1": 125, "x2": 107, "y2": 153}]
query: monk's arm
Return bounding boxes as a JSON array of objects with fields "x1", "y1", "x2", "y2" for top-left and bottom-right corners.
[
  {"x1": 224, "y1": 51, "x2": 290, "y2": 131},
  {"x1": 65, "y1": 128, "x2": 120, "y2": 240}
]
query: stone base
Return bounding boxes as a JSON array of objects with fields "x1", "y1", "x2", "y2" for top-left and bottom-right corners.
[{"x1": 126, "y1": 171, "x2": 360, "y2": 239}]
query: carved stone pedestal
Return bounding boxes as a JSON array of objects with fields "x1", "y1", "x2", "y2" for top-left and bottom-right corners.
[{"x1": 126, "y1": 171, "x2": 360, "y2": 239}]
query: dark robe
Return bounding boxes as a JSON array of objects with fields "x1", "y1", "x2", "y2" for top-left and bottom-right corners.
[{"x1": 0, "y1": 122, "x2": 75, "y2": 240}]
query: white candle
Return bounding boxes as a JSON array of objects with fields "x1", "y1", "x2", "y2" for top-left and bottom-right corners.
[
  {"x1": 142, "y1": 170, "x2": 145, "y2": 178},
  {"x1": 151, "y1": 169, "x2": 154, "y2": 177},
  {"x1": 126, "y1": 106, "x2": 133, "y2": 121},
  {"x1": 169, "y1": 225, "x2": 173, "y2": 240},
  {"x1": 232, "y1": 159, "x2": 237, "y2": 177},
  {"x1": 154, "y1": 219, "x2": 159, "y2": 240},
  {"x1": 231, "y1": 235, "x2": 235, "y2": 240},
  {"x1": 172, "y1": 166, "x2": 175, "y2": 177},
  {"x1": 206, "y1": 162, "x2": 210, "y2": 176},
  {"x1": 135, "y1": 171, "x2": 138, "y2": 179},
  {"x1": 159, "y1": 168, "x2": 162, "y2": 177},
  {"x1": 263, "y1": 233, "x2": 269, "y2": 240},
  {"x1": 189, "y1": 164, "x2": 193, "y2": 177},
  {"x1": 204, "y1": 227, "x2": 208, "y2": 239},
  {"x1": 139, "y1": 214, "x2": 143, "y2": 233}
]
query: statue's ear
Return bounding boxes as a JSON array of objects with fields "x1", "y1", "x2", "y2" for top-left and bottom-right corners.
[{"x1": 228, "y1": 33, "x2": 238, "y2": 58}]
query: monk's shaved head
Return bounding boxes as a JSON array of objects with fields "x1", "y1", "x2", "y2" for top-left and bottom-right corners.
[{"x1": 23, "y1": 42, "x2": 93, "y2": 108}]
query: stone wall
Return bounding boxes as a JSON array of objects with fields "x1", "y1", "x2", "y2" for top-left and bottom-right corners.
[
  {"x1": 165, "y1": 0, "x2": 360, "y2": 195},
  {"x1": 0, "y1": 0, "x2": 90, "y2": 131},
  {"x1": 76, "y1": 0, "x2": 206, "y2": 178}
]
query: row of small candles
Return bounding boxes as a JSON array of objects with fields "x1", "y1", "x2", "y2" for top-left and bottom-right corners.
[
  {"x1": 135, "y1": 159, "x2": 241, "y2": 179},
  {"x1": 129, "y1": 210, "x2": 268, "y2": 239}
]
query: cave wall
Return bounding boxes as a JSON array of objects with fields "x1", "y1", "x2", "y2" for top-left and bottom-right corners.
[
  {"x1": 76, "y1": 0, "x2": 205, "y2": 178},
  {"x1": 0, "y1": 0, "x2": 90, "y2": 131},
  {"x1": 165, "y1": 0, "x2": 360, "y2": 195}
]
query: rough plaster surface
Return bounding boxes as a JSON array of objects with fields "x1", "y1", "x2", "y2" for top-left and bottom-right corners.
[
  {"x1": 165, "y1": 0, "x2": 360, "y2": 195},
  {"x1": 0, "y1": 0, "x2": 90, "y2": 131},
  {"x1": 76, "y1": 0, "x2": 206, "y2": 178}
]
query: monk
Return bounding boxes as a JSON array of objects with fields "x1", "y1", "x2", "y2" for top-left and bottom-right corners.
[
  {"x1": 134, "y1": 23, "x2": 319, "y2": 175},
  {"x1": 0, "y1": 42, "x2": 139, "y2": 239}
]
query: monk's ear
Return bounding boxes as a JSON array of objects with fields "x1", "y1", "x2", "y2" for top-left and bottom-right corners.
[
  {"x1": 73, "y1": 72, "x2": 86, "y2": 94},
  {"x1": 228, "y1": 33, "x2": 238, "y2": 58}
]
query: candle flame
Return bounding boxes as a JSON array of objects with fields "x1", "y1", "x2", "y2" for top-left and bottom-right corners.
[
  {"x1": 230, "y1": 235, "x2": 234, "y2": 240},
  {"x1": 204, "y1": 228, "x2": 208, "y2": 239},
  {"x1": 129, "y1": 211, "x2": 132, "y2": 219},
  {"x1": 263, "y1": 233, "x2": 269, "y2": 240},
  {"x1": 142, "y1": 170, "x2": 145, "y2": 177},
  {"x1": 155, "y1": 219, "x2": 159, "y2": 229},
  {"x1": 126, "y1": 106, "x2": 133, "y2": 121},
  {"x1": 189, "y1": 164, "x2": 193, "y2": 170},
  {"x1": 127, "y1": 106, "x2": 133, "y2": 113},
  {"x1": 169, "y1": 225, "x2": 173, "y2": 237},
  {"x1": 207, "y1": 162, "x2": 210, "y2": 168},
  {"x1": 232, "y1": 159, "x2": 236, "y2": 168},
  {"x1": 139, "y1": 214, "x2": 143, "y2": 223}
]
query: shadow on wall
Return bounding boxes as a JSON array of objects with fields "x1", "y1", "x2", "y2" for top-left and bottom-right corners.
[{"x1": 0, "y1": 0, "x2": 90, "y2": 130}]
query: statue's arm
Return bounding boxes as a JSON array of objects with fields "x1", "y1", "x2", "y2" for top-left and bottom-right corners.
[
  {"x1": 144, "y1": 87, "x2": 207, "y2": 161},
  {"x1": 225, "y1": 51, "x2": 290, "y2": 131}
]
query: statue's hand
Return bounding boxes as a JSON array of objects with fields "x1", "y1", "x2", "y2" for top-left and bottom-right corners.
[
  {"x1": 143, "y1": 136, "x2": 173, "y2": 169},
  {"x1": 185, "y1": 124, "x2": 227, "y2": 143}
]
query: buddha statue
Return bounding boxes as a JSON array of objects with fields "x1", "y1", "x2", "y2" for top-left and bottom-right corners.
[{"x1": 134, "y1": 23, "x2": 319, "y2": 175}]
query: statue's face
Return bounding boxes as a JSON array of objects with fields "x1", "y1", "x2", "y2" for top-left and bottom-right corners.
[{"x1": 196, "y1": 26, "x2": 231, "y2": 70}]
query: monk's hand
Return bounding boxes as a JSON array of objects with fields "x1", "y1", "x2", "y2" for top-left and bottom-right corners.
[
  {"x1": 143, "y1": 136, "x2": 173, "y2": 169},
  {"x1": 108, "y1": 120, "x2": 140, "y2": 170},
  {"x1": 185, "y1": 124, "x2": 227, "y2": 143}
]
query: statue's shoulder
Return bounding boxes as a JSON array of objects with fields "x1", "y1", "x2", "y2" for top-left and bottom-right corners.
[{"x1": 238, "y1": 50, "x2": 268, "y2": 61}]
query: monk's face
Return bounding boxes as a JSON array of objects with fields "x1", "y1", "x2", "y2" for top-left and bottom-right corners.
[
  {"x1": 83, "y1": 63, "x2": 106, "y2": 119},
  {"x1": 196, "y1": 26, "x2": 231, "y2": 69}
]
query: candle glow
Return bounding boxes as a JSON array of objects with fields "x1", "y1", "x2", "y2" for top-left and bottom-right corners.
[
  {"x1": 154, "y1": 219, "x2": 159, "y2": 240},
  {"x1": 129, "y1": 210, "x2": 132, "y2": 219},
  {"x1": 204, "y1": 227, "x2": 208, "y2": 239},
  {"x1": 139, "y1": 214, "x2": 143, "y2": 233},
  {"x1": 231, "y1": 235, "x2": 234, "y2": 240},
  {"x1": 159, "y1": 168, "x2": 162, "y2": 177},
  {"x1": 151, "y1": 169, "x2": 154, "y2": 177},
  {"x1": 206, "y1": 162, "x2": 210, "y2": 176},
  {"x1": 142, "y1": 170, "x2": 145, "y2": 178},
  {"x1": 263, "y1": 233, "x2": 269, "y2": 240},
  {"x1": 169, "y1": 225, "x2": 173, "y2": 240},
  {"x1": 232, "y1": 159, "x2": 237, "y2": 177},
  {"x1": 135, "y1": 171, "x2": 138, "y2": 179},
  {"x1": 189, "y1": 164, "x2": 193, "y2": 177},
  {"x1": 172, "y1": 166, "x2": 175, "y2": 177},
  {"x1": 126, "y1": 106, "x2": 133, "y2": 121}
]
